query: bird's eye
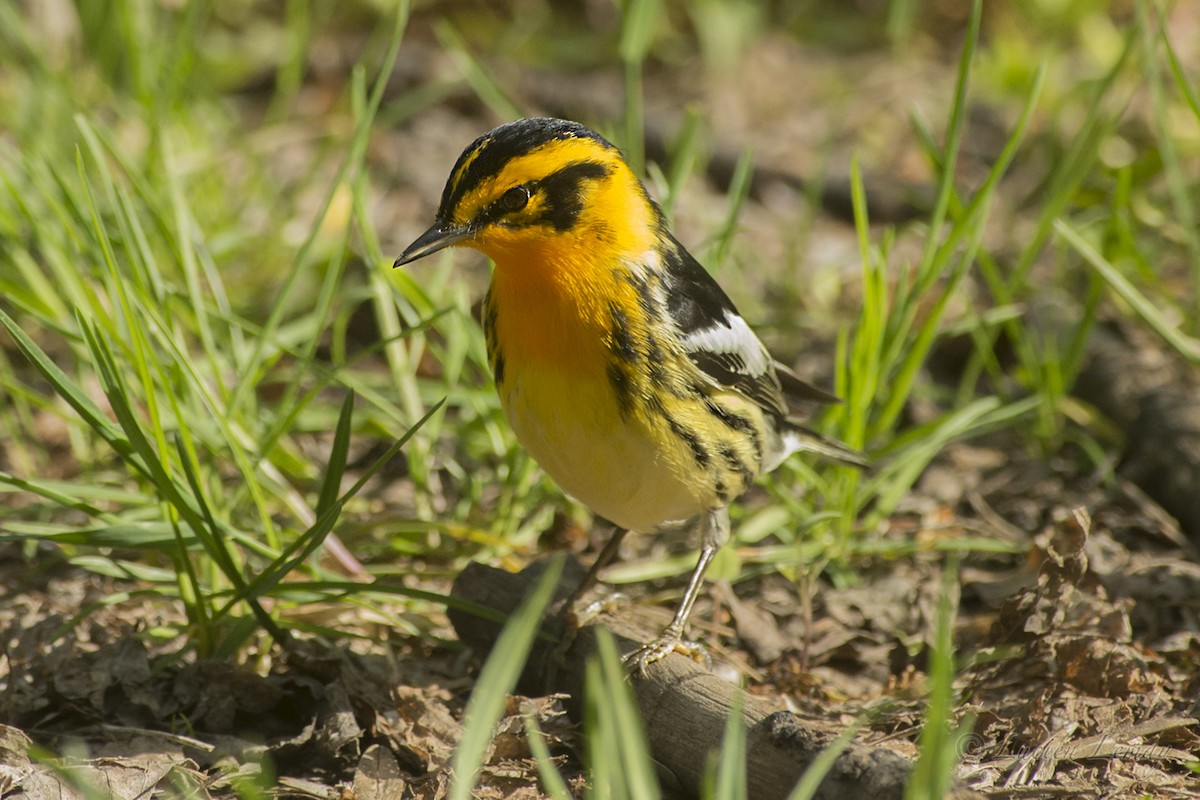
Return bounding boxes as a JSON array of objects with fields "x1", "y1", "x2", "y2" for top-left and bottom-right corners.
[{"x1": 500, "y1": 185, "x2": 530, "y2": 212}]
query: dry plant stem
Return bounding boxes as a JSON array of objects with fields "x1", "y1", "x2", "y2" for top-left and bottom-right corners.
[{"x1": 447, "y1": 559, "x2": 963, "y2": 800}]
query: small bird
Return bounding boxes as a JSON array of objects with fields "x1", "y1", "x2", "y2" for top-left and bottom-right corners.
[{"x1": 395, "y1": 117, "x2": 867, "y2": 672}]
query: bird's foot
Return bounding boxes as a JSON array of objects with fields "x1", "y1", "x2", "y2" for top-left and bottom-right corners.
[
  {"x1": 622, "y1": 625, "x2": 712, "y2": 676},
  {"x1": 550, "y1": 590, "x2": 630, "y2": 671},
  {"x1": 567, "y1": 591, "x2": 630, "y2": 628}
]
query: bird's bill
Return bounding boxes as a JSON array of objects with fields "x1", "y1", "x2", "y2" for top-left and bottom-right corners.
[{"x1": 393, "y1": 221, "x2": 471, "y2": 267}]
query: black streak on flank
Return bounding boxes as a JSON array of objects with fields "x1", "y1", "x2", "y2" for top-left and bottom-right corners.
[
  {"x1": 482, "y1": 294, "x2": 504, "y2": 385},
  {"x1": 530, "y1": 161, "x2": 614, "y2": 231},
  {"x1": 609, "y1": 302, "x2": 638, "y2": 363},
  {"x1": 665, "y1": 414, "x2": 711, "y2": 469},
  {"x1": 625, "y1": 270, "x2": 659, "y2": 322},
  {"x1": 719, "y1": 444, "x2": 754, "y2": 482},
  {"x1": 482, "y1": 295, "x2": 498, "y2": 342},
  {"x1": 441, "y1": 118, "x2": 615, "y2": 219},
  {"x1": 607, "y1": 362, "x2": 635, "y2": 418},
  {"x1": 492, "y1": 351, "x2": 506, "y2": 386},
  {"x1": 645, "y1": 332, "x2": 667, "y2": 383},
  {"x1": 705, "y1": 397, "x2": 763, "y2": 464},
  {"x1": 705, "y1": 397, "x2": 756, "y2": 435}
]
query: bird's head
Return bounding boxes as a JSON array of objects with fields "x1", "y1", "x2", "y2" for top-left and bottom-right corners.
[{"x1": 394, "y1": 117, "x2": 660, "y2": 271}]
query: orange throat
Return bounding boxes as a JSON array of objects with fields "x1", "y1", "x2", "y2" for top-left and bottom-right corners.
[
  {"x1": 468, "y1": 162, "x2": 659, "y2": 378},
  {"x1": 482, "y1": 237, "x2": 617, "y2": 374}
]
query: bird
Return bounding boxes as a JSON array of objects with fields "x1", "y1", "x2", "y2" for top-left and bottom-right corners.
[{"x1": 394, "y1": 117, "x2": 867, "y2": 673}]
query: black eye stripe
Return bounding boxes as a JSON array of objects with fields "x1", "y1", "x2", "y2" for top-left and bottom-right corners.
[
  {"x1": 526, "y1": 161, "x2": 613, "y2": 230},
  {"x1": 478, "y1": 161, "x2": 614, "y2": 229},
  {"x1": 438, "y1": 118, "x2": 616, "y2": 218}
]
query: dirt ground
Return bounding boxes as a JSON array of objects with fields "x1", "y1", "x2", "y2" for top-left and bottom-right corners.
[
  {"x1": 4, "y1": 443, "x2": 1200, "y2": 798},
  {"x1": 3, "y1": 4, "x2": 1200, "y2": 799}
]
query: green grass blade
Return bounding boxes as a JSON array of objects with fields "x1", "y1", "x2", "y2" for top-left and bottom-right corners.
[
  {"x1": 904, "y1": 558, "x2": 967, "y2": 800},
  {"x1": 0, "y1": 308, "x2": 125, "y2": 449},
  {"x1": 235, "y1": 398, "x2": 446, "y2": 609},
  {"x1": 525, "y1": 713, "x2": 574, "y2": 800},
  {"x1": 708, "y1": 688, "x2": 748, "y2": 800},
  {"x1": 585, "y1": 630, "x2": 661, "y2": 800},
  {"x1": 1055, "y1": 219, "x2": 1200, "y2": 363},
  {"x1": 433, "y1": 21, "x2": 521, "y2": 119},
  {"x1": 708, "y1": 147, "x2": 754, "y2": 273},
  {"x1": 226, "y1": 1, "x2": 410, "y2": 418},
  {"x1": 448, "y1": 556, "x2": 565, "y2": 800},
  {"x1": 786, "y1": 716, "x2": 869, "y2": 800},
  {"x1": 618, "y1": 0, "x2": 662, "y2": 175},
  {"x1": 1134, "y1": 0, "x2": 1200, "y2": 321},
  {"x1": 316, "y1": 393, "x2": 355, "y2": 519}
]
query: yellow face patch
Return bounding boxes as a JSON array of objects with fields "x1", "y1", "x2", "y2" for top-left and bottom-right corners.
[{"x1": 449, "y1": 138, "x2": 621, "y2": 225}]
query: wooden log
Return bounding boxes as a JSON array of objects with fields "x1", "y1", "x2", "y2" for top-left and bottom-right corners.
[{"x1": 448, "y1": 559, "x2": 963, "y2": 800}]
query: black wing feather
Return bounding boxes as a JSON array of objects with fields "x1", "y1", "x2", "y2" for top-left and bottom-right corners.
[{"x1": 659, "y1": 238, "x2": 797, "y2": 418}]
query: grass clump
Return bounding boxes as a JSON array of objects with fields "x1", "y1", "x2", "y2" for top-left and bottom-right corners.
[{"x1": 0, "y1": 1, "x2": 466, "y2": 658}]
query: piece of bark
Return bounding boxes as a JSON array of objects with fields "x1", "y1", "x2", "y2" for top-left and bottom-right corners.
[{"x1": 449, "y1": 560, "x2": 973, "y2": 800}]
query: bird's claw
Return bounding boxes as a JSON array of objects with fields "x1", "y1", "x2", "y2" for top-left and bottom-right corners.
[
  {"x1": 569, "y1": 591, "x2": 630, "y2": 628},
  {"x1": 621, "y1": 628, "x2": 712, "y2": 676}
]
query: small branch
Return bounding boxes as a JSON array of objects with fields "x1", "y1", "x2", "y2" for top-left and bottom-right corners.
[{"x1": 449, "y1": 560, "x2": 966, "y2": 800}]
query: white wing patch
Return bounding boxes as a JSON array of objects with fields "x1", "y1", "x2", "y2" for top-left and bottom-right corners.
[{"x1": 680, "y1": 311, "x2": 772, "y2": 377}]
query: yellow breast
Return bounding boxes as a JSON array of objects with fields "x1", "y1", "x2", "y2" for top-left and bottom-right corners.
[
  {"x1": 482, "y1": 251, "x2": 701, "y2": 530},
  {"x1": 480, "y1": 258, "x2": 768, "y2": 531}
]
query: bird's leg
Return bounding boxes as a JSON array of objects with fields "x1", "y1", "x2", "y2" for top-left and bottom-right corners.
[
  {"x1": 623, "y1": 507, "x2": 729, "y2": 674},
  {"x1": 569, "y1": 525, "x2": 629, "y2": 607},
  {"x1": 556, "y1": 526, "x2": 630, "y2": 630},
  {"x1": 550, "y1": 527, "x2": 630, "y2": 671}
]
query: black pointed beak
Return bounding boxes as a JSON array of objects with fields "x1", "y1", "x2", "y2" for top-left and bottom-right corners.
[{"x1": 393, "y1": 221, "x2": 472, "y2": 268}]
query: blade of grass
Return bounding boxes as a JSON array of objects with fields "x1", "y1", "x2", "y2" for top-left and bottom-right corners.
[
  {"x1": 433, "y1": 21, "x2": 522, "y2": 120},
  {"x1": 584, "y1": 629, "x2": 662, "y2": 800},
  {"x1": 1134, "y1": 0, "x2": 1200, "y2": 323},
  {"x1": 232, "y1": 398, "x2": 446, "y2": 611},
  {"x1": 786, "y1": 714, "x2": 871, "y2": 800},
  {"x1": 660, "y1": 106, "x2": 705, "y2": 219},
  {"x1": 708, "y1": 688, "x2": 748, "y2": 800},
  {"x1": 0, "y1": 307, "x2": 127, "y2": 458},
  {"x1": 1055, "y1": 219, "x2": 1200, "y2": 363},
  {"x1": 618, "y1": 0, "x2": 662, "y2": 175},
  {"x1": 708, "y1": 147, "x2": 754, "y2": 273},
  {"x1": 316, "y1": 393, "x2": 355, "y2": 519},
  {"x1": 225, "y1": 1, "x2": 410, "y2": 418},
  {"x1": 524, "y1": 713, "x2": 574, "y2": 800},
  {"x1": 448, "y1": 556, "x2": 565, "y2": 800},
  {"x1": 905, "y1": 557, "x2": 971, "y2": 800}
]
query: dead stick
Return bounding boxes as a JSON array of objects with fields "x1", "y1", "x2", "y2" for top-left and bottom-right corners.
[{"x1": 448, "y1": 559, "x2": 957, "y2": 800}]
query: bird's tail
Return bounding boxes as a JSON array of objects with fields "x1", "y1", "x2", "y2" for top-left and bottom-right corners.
[{"x1": 782, "y1": 424, "x2": 871, "y2": 470}]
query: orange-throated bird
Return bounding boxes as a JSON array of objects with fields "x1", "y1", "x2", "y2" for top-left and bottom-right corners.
[{"x1": 395, "y1": 117, "x2": 866, "y2": 672}]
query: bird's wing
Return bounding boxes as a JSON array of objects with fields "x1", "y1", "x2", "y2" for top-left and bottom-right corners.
[
  {"x1": 658, "y1": 238, "x2": 868, "y2": 469},
  {"x1": 659, "y1": 239, "x2": 791, "y2": 418}
]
